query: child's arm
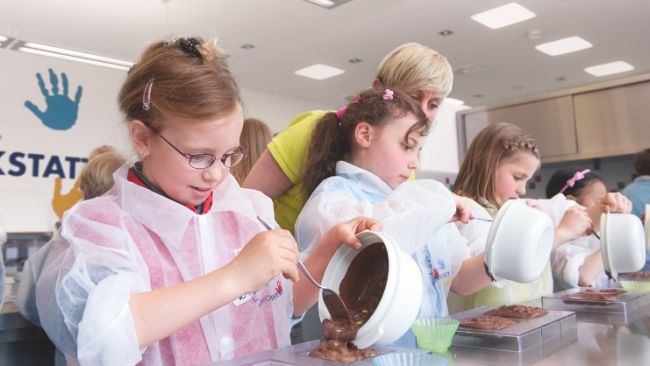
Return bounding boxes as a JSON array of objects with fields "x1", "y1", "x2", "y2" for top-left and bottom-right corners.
[
  {"x1": 551, "y1": 235, "x2": 600, "y2": 288},
  {"x1": 292, "y1": 217, "x2": 380, "y2": 316},
  {"x1": 297, "y1": 179, "x2": 456, "y2": 256},
  {"x1": 450, "y1": 253, "x2": 493, "y2": 296},
  {"x1": 554, "y1": 206, "x2": 593, "y2": 248},
  {"x1": 130, "y1": 229, "x2": 299, "y2": 348},
  {"x1": 578, "y1": 250, "x2": 604, "y2": 286}
]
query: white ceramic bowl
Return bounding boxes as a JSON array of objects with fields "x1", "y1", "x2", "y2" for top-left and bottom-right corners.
[
  {"x1": 484, "y1": 200, "x2": 554, "y2": 283},
  {"x1": 318, "y1": 231, "x2": 423, "y2": 349},
  {"x1": 600, "y1": 212, "x2": 646, "y2": 279}
]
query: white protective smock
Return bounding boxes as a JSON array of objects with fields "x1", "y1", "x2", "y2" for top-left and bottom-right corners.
[
  {"x1": 454, "y1": 198, "x2": 553, "y2": 309},
  {"x1": 16, "y1": 238, "x2": 54, "y2": 326},
  {"x1": 295, "y1": 161, "x2": 469, "y2": 320},
  {"x1": 35, "y1": 165, "x2": 293, "y2": 366},
  {"x1": 537, "y1": 194, "x2": 613, "y2": 290}
]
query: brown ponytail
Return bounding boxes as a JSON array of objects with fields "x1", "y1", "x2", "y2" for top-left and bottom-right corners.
[{"x1": 303, "y1": 88, "x2": 429, "y2": 198}]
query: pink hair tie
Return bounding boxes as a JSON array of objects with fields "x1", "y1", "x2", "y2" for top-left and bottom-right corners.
[
  {"x1": 383, "y1": 89, "x2": 394, "y2": 100},
  {"x1": 335, "y1": 106, "x2": 347, "y2": 121},
  {"x1": 560, "y1": 169, "x2": 591, "y2": 193},
  {"x1": 335, "y1": 95, "x2": 362, "y2": 122}
]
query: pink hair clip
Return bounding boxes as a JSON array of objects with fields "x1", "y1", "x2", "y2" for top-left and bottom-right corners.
[
  {"x1": 560, "y1": 169, "x2": 591, "y2": 193},
  {"x1": 383, "y1": 89, "x2": 394, "y2": 100},
  {"x1": 142, "y1": 79, "x2": 154, "y2": 111}
]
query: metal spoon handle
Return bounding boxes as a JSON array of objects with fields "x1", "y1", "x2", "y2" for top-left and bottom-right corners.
[
  {"x1": 473, "y1": 217, "x2": 494, "y2": 222},
  {"x1": 256, "y1": 216, "x2": 326, "y2": 290},
  {"x1": 297, "y1": 260, "x2": 327, "y2": 290}
]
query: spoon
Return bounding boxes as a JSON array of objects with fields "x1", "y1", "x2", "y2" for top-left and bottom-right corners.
[
  {"x1": 256, "y1": 216, "x2": 353, "y2": 324},
  {"x1": 473, "y1": 217, "x2": 494, "y2": 222}
]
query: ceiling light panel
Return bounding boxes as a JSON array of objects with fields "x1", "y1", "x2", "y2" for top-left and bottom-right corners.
[
  {"x1": 295, "y1": 63, "x2": 344, "y2": 80},
  {"x1": 584, "y1": 61, "x2": 634, "y2": 77},
  {"x1": 303, "y1": 0, "x2": 354, "y2": 9},
  {"x1": 535, "y1": 36, "x2": 592, "y2": 56},
  {"x1": 471, "y1": 2, "x2": 536, "y2": 29},
  {"x1": 23, "y1": 42, "x2": 133, "y2": 66},
  {"x1": 18, "y1": 47, "x2": 132, "y2": 71}
]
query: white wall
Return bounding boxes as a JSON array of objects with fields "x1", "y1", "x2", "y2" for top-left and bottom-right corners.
[
  {"x1": 418, "y1": 102, "x2": 470, "y2": 174},
  {"x1": 0, "y1": 49, "x2": 326, "y2": 233},
  {"x1": 241, "y1": 88, "x2": 333, "y2": 132}
]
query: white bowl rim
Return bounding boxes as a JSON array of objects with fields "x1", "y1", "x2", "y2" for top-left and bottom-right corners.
[
  {"x1": 600, "y1": 212, "x2": 646, "y2": 279},
  {"x1": 485, "y1": 199, "x2": 552, "y2": 282},
  {"x1": 484, "y1": 199, "x2": 517, "y2": 278},
  {"x1": 600, "y1": 211, "x2": 615, "y2": 278}
]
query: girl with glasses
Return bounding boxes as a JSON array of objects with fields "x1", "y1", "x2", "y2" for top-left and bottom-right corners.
[{"x1": 35, "y1": 36, "x2": 379, "y2": 365}]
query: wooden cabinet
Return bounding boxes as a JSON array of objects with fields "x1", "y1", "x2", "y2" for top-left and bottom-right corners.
[
  {"x1": 574, "y1": 81, "x2": 650, "y2": 157},
  {"x1": 458, "y1": 76, "x2": 650, "y2": 163},
  {"x1": 460, "y1": 96, "x2": 577, "y2": 162}
]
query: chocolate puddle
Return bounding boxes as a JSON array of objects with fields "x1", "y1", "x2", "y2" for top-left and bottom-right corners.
[{"x1": 310, "y1": 243, "x2": 388, "y2": 362}]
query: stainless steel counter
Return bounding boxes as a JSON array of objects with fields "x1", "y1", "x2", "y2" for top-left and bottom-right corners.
[
  {"x1": 211, "y1": 316, "x2": 650, "y2": 365},
  {"x1": 0, "y1": 283, "x2": 55, "y2": 365}
]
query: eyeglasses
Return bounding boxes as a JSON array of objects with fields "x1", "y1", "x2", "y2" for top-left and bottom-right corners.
[{"x1": 149, "y1": 126, "x2": 246, "y2": 169}]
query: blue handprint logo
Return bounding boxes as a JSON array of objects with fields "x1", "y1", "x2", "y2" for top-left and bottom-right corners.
[{"x1": 24, "y1": 68, "x2": 83, "y2": 131}]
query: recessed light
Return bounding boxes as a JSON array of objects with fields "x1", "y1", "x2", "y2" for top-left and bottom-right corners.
[
  {"x1": 438, "y1": 30, "x2": 454, "y2": 36},
  {"x1": 453, "y1": 64, "x2": 486, "y2": 76},
  {"x1": 584, "y1": 61, "x2": 634, "y2": 77},
  {"x1": 555, "y1": 76, "x2": 567, "y2": 81},
  {"x1": 303, "y1": 0, "x2": 354, "y2": 9},
  {"x1": 473, "y1": 94, "x2": 484, "y2": 98},
  {"x1": 0, "y1": 35, "x2": 6, "y2": 42},
  {"x1": 535, "y1": 36, "x2": 592, "y2": 56},
  {"x1": 471, "y1": 2, "x2": 536, "y2": 29},
  {"x1": 445, "y1": 98, "x2": 464, "y2": 106},
  {"x1": 240, "y1": 44, "x2": 255, "y2": 50},
  {"x1": 295, "y1": 63, "x2": 344, "y2": 80},
  {"x1": 348, "y1": 58, "x2": 362, "y2": 64}
]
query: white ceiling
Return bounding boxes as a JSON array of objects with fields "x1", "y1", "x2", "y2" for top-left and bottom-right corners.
[{"x1": 2, "y1": 0, "x2": 649, "y2": 108}]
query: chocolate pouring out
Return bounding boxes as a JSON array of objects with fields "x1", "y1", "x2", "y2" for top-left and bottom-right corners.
[{"x1": 310, "y1": 243, "x2": 388, "y2": 362}]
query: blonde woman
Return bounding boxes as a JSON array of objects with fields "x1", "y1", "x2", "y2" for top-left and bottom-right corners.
[{"x1": 243, "y1": 42, "x2": 454, "y2": 234}]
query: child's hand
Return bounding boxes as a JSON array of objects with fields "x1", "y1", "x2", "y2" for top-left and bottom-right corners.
[
  {"x1": 450, "y1": 193, "x2": 473, "y2": 224},
  {"x1": 556, "y1": 206, "x2": 593, "y2": 243},
  {"x1": 230, "y1": 230, "x2": 300, "y2": 293},
  {"x1": 524, "y1": 198, "x2": 542, "y2": 211},
  {"x1": 322, "y1": 216, "x2": 382, "y2": 253},
  {"x1": 600, "y1": 192, "x2": 632, "y2": 214}
]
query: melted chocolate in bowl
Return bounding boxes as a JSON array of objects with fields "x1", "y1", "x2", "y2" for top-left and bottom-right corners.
[{"x1": 310, "y1": 243, "x2": 388, "y2": 362}]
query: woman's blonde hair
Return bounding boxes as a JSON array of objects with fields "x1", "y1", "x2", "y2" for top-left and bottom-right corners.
[
  {"x1": 79, "y1": 151, "x2": 126, "y2": 199},
  {"x1": 375, "y1": 42, "x2": 454, "y2": 97},
  {"x1": 231, "y1": 118, "x2": 273, "y2": 184},
  {"x1": 454, "y1": 122, "x2": 540, "y2": 208},
  {"x1": 118, "y1": 37, "x2": 241, "y2": 130}
]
